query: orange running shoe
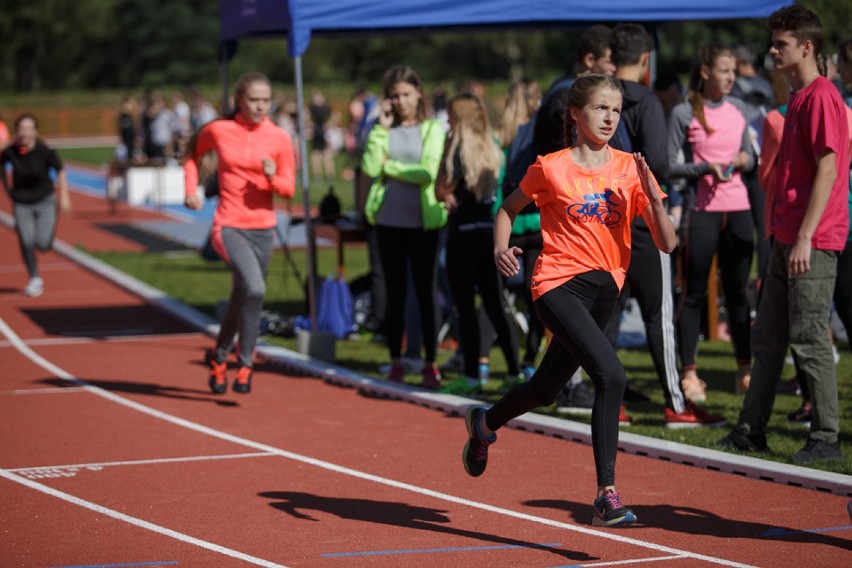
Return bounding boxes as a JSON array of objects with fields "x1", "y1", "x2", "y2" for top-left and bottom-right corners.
[
  {"x1": 207, "y1": 349, "x2": 227, "y2": 395},
  {"x1": 233, "y1": 366, "x2": 253, "y2": 394}
]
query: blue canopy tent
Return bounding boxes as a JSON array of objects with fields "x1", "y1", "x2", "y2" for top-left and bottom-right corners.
[{"x1": 217, "y1": 0, "x2": 793, "y2": 328}]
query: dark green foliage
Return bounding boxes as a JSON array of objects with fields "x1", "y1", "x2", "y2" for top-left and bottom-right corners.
[{"x1": 1, "y1": 1, "x2": 849, "y2": 96}]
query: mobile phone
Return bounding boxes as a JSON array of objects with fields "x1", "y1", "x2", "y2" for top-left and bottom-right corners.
[{"x1": 724, "y1": 164, "x2": 735, "y2": 177}]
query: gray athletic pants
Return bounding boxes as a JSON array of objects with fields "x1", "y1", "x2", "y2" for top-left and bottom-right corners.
[
  {"x1": 13, "y1": 194, "x2": 57, "y2": 279},
  {"x1": 212, "y1": 225, "x2": 274, "y2": 368}
]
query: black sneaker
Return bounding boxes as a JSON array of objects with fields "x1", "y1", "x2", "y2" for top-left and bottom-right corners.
[
  {"x1": 556, "y1": 382, "x2": 595, "y2": 415},
  {"x1": 791, "y1": 439, "x2": 842, "y2": 464},
  {"x1": 463, "y1": 406, "x2": 496, "y2": 477},
  {"x1": 718, "y1": 424, "x2": 768, "y2": 452},
  {"x1": 592, "y1": 490, "x2": 637, "y2": 527},
  {"x1": 786, "y1": 401, "x2": 812, "y2": 428}
]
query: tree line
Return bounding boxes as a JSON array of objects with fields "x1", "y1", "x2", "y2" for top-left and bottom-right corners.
[{"x1": 1, "y1": 0, "x2": 849, "y2": 93}]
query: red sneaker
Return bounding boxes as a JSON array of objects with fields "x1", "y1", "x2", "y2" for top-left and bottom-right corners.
[
  {"x1": 665, "y1": 403, "x2": 727, "y2": 429},
  {"x1": 421, "y1": 364, "x2": 442, "y2": 389},
  {"x1": 387, "y1": 364, "x2": 405, "y2": 383},
  {"x1": 618, "y1": 404, "x2": 633, "y2": 426}
]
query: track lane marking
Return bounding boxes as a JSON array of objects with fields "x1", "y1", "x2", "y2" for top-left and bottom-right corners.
[
  {"x1": 762, "y1": 524, "x2": 852, "y2": 537},
  {"x1": 553, "y1": 555, "x2": 688, "y2": 567},
  {"x1": 49, "y1": 562, "x2": 178, "y2": 568},
  {"x1": 0, "y1": 316, "x2": 755, "y2": 567},
  {"x1": 0, "y1": 469, "x2": 286, "y2": 568},
  {"x1": 323, "y1": 541, "x2": 562, "y2": 557},
  {"x1": 2, "y1": 386, "x2": 89, "y2": 395},
  {"x1": 8, "y1": 451, "x2": 277, "y2": 478}
]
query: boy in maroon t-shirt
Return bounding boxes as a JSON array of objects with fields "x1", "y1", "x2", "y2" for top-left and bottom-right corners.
[{"x1": 721, "y1": 5, "x2": 849, "y2": 463}]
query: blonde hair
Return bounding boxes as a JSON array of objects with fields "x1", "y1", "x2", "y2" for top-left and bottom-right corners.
[
  {"x1": 687, "y1": 45, "x2": 735, "y2": 134},
  {"x1": 496, "y1": 78, "x2": 541, "y2": 148},
  {"x1": 444, "y1": 93, "x2": 504, "y2": 201}
]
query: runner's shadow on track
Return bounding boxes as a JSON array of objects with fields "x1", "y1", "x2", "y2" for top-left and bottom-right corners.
[
  {"x1": 633, "y1": 503, "x2": 852, "y2": 551},
  {"x1": 259, "y1": 491, "x2": 597, "y2": 562},
  {"x1": 0, "y1": 287, "x2": 21, "y2": 294},
  {"x1": 20, "y1": 305, "x2": 197, "y2": 337},
  {"x1": 38, "y1": 377, "x2": 239, "y2": 407},
  {"x1": 524, "y1": 499, "x2": 852, "y2": 550}
]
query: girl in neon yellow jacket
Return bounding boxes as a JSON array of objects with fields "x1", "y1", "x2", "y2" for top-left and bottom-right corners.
[{"x1": 360, "y1": 64, "x2": 447, "y2": 388}]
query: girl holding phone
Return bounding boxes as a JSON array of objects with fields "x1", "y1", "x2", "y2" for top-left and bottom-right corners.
[{"x1": 361, "y1": 65, "x2": 447, "y2": 388}]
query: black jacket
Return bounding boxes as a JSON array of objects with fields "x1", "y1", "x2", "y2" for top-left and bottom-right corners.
[{"x1": 615, "y1": 79, "x2": 670, "y2": 181}]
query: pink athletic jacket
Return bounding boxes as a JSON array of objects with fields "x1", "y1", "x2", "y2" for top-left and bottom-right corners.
[{"x1": 184, "y1": 114, "x2": 296, "y2": 230}]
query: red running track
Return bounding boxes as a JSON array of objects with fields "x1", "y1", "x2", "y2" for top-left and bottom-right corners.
[{"x1": 1, "y1": 185, "x2": 851, "y2": 567}]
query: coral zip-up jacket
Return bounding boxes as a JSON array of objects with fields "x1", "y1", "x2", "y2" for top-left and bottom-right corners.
[{"x1": 184, "y1": 114, "x2": 296, "y2": 229}]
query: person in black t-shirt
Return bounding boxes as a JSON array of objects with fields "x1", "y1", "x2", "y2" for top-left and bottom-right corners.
[{"x1": 1, "y1": 113, "x2": 71, "y2": 297}]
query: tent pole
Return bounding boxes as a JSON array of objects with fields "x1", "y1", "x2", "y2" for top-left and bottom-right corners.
[
  {"x1": 294, "y1": 54, "x2": 318, "y2": 329},
  {"x1": 220, "y1": 45, "x2": 229, "y2": 116}
]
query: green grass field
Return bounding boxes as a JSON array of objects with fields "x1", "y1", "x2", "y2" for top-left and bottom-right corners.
[{"x1": 58, "y1": 146, "x2": 116, "y2": 166}]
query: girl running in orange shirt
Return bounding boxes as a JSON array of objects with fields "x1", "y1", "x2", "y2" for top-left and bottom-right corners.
[{"x1": 461, "y1": 74, "x2": 677, "y2": 527}]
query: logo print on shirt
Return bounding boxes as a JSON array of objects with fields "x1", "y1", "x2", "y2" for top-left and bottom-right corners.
[{"x1": 566, "y1": 190, "x2": 622, "y2": 227}]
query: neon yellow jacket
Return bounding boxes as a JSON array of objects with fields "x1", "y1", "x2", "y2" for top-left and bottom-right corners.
[{"x1": 361, "y1": 119, "x2": 447, "y2": 230}]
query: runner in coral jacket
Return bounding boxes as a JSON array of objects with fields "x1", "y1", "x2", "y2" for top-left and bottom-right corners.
[{"x1": 184, "y1": 71, "x2": 296, "y2": 395}]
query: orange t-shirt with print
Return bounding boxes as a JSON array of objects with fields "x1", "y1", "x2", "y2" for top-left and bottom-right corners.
[{"x1": 519, "y1": 147, "x2": 664, "y2": 300}]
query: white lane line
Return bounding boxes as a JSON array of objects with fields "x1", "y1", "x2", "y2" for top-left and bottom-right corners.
[
  {"x1": 558, "y1": 555, "x2": 688, "y2": 567},
  {"x1": 0, "y1": 316, "x2": 755, "y2": 568},
  {"x1": 8, "y1": 451, "x2": 277, "y2": 476},
  {"x1": 2, "y1": 387, "x2": 89, "y2": 395},
  {"x1": 0, "y1": 469, "x2": 287, "y2": 568}
]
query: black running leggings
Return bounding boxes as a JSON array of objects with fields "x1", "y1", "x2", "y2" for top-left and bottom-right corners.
[
  {"x1": 485, "y1": 271, "x2": 625, "y2": 486},
  {"x1": 677, "y1": 209, "x2": 753, "y2": 368},
  {"x1": 376, "y1": 225, "x2": 441, "y2": 362},
  {"x1": 446, "y1": 227, "x2": 520, "y2": 378},
  {"x1": 509, "y1": 231, "x2": 545, "y2": 364}
]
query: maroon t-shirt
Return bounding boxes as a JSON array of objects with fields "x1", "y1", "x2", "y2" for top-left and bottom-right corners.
[{"x1": 773, "y1": 76, "x2": 850, "y2": 250}]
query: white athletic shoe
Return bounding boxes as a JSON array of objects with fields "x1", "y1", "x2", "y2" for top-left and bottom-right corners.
[{"x1": 24, "y1": 277, "x2": 44, "y2": 297}]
